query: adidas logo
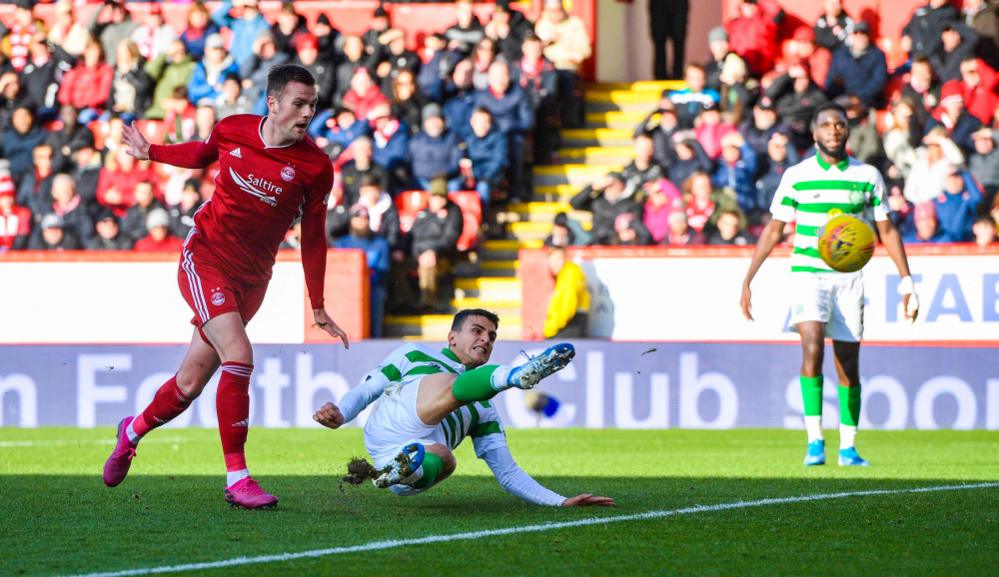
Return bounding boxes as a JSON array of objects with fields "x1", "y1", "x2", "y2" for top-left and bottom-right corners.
[
  {"x1": 231, "y1": 147, "x2": 242, "y2": 158},
  {"x1": 232, "y1": 419, "x2": 249, "y2": 427}
]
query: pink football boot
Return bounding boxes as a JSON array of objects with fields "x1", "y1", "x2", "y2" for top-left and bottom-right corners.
[
  {"x1": 224, "y1": 478, "x2": 279, "y2": 509},
  {"x1": 103, "y1": 416, "x2": 137, "y2": 487}
]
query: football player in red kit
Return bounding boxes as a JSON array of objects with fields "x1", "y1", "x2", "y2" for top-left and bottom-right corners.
[{"x1": 103, "y1": 64, "x2": 348, "y2": 509}]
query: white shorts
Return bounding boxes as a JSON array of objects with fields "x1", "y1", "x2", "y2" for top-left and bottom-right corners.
[
  {"x1": 788, "y1": 272, "x2": 864, "y2": 342},
  {"x1": 363, "y1": 377, "x2": 449, "y2": 469}
]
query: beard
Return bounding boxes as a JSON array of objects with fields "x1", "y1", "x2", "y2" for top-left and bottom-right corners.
[{"x1": 816, "y1": 138, "x2": 847, "y2": 160}]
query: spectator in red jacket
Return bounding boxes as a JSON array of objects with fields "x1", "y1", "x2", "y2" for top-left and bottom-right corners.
[
  {"x1": 726, "y1": 0, "x2": 779, "y2": 77},
  {"x1": 0, "y1": 174, "x2": 32, "y2": 251},
  {"x1": 97, "y1": 151, "x2": 156, "y2": 217},
  {"x1": 133, "y1": 208, "x2": 183, "y2": 252},
  {"x1": 342, "y1": 67, "x2": 389, "y2": 122},
  {"x1": 58, "y1": 39, "x2": 114, "y2": 121},
  {"x1": 957, "y1": 57, "x2": 999, "y2": 125}
]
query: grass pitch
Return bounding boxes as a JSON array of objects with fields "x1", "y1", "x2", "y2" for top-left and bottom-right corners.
[{"x1": 1, "y1": 428, "x2": 996, "y2": 577}]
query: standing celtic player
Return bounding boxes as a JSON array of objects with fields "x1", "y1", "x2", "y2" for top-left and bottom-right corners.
[
  {"x1": 314, "y1": 309, "x2": 614, "y2": 506},
  {"x1": 740, "y1": 103, "x2": 919, "y2": 467}
]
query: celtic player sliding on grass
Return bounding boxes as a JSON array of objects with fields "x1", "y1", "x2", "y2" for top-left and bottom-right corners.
[
  {"x1": 314, "y1": 309, "x2": 615, "y2": 507},
  {"x1": 741, "y1": 102, "x2": 919, "y2": 467}
]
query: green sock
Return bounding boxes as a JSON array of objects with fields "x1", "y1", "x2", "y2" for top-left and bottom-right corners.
[
  {"x1": 800, "y1": 375, "x2": 824, "y2": 417},
  {"x1": 838, "y1": 385, "x2": 861, "y2": 427},
  {"x1": 412, "y1": 453, "x2": 444, "y2": 490},
  {"x1": 451, "y1": 365, "x2": 501, "y2": 402}
]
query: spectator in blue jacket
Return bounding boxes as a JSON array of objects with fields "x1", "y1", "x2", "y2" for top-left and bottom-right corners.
[
  {"x1": 475, "y1": 60, "x2": 534, "y2": 199},
  {"x1": 336, "y1": 204, "x2": 391, "y2": 337},
  {"x1": 368, "y1": 103, "x2": 411, "y2": 193},
  {"x1": 444, "y1": 59, "x2": 478, "y2": 141},
  {"x1": 933, "y1": 166, "x2": 982, "y2": 241},
  {"x1": 668, "y1": 131, "x2": 714, "y2": 189},
  {"x1": 211, "y1": 0, "x2": 271, "y2": 69},
  {"x1": 1, "y1": 105, "x2": 46, "y2": 186},
  {"x1": 309, "y1": 107, "x2": 368, "y2": 161},
  {"x1": 465, "y1": 107, "x2": 509, "y2": 203},
  {"x1": 824, "y1": 21, "x2": 888, "y2": 108},
  {"x1": 409, "y1": 103, "x2": 465, "y2": 191},
  {"x1": 711, "y1": 132, "x2": 759, "y2": 218},
  {"x1": 756, "y1": 130, "x2": 800, "y2": 211},
  {"x1": 905, "y1": 200, "x2": 955, "y2": 243},
  {"x1": 187, "y1": 34, "x2": 240, "y2": 104}
]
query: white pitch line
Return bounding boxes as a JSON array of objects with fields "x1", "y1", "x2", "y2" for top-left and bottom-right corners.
[
  {"x1": 0, "y1": 437, "x2": 186, "y2": 449},
  {"x1": 59, "y1": 482, "x2": 999, "y2": 577}
]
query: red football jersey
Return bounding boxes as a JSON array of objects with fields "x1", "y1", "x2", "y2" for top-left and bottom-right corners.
[{"x1": 149, "y1": 114, "x2": 334, "y2": 309}]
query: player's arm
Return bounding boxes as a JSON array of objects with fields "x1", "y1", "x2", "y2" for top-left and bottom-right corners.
[
  {"x1": 301, "y1": 162, "x2": 350, "y2": 348},
  {"x1": 740, "y1": 217, "x2": 787, "y2": 321},
  {"x1": 122, "y1": 121, "x2": 219, "y2": 168},
  {"x1": 313, "y1": 368, "x2": 394, "y2": 429},
  {"x1": 480, "y1": 442, "x2": 614, "y2": 507},
  {"x1": 876, "y1": 212, "x2": 919, "y2": 323}
]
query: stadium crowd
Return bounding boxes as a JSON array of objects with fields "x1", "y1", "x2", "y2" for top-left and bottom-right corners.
[
  {"x1": 0, "y1": 0, "x2": 590, "y2": 321},
  {"x1": 552, "y1": 0, "x2": 999, "y2": 250},
  {"x1": 1, "y1": 0, "x2": 997, "y2": 332}
]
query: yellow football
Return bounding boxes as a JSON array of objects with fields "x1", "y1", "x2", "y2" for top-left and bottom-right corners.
[{"x1": 817, "y1": 215, "x2": 877, "y2": 272}]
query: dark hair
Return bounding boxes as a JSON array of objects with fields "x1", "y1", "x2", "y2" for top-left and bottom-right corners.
[
  {"x1": 472, "y1": 106, "x2": 493, "y2": 118},
  {"x1": 451, "y1": 309, "x2": 500, "y2": 332},
  {"x1": 266, "y1": 64, "x2": 316, "y2": 98},
  {"x1": 811, "y1": 102, "x2": 848, "y2": 129},
  {"x1": 358, "y1": 173, "x2": 382, "y2": 189}
]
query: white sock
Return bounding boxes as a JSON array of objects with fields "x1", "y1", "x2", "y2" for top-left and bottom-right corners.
[
  {"x1": 125, "y1": 421, "x2": 142, "y2": 445},
  {"x1": 804, "y1": 416, "x2": 823, "y2": 442},
  {"x1": 489, "y1": 366, "x2": 512, "y2": 391},
  {"x1": 840, "y1": 425, "x2": 857, "y2": 450},
  {"x1": 226, "y1": 468, "x2": 250, "y2": 487}
]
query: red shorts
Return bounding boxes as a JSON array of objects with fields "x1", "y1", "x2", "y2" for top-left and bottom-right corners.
[{"x1": 177, "y1": 245, "x2": 268, "y2": 329}]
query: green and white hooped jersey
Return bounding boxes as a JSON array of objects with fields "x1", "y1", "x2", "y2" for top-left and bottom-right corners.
[
  {"x1": 770, "y1": 155, "x2": 889, "y2": 274},
  {"x1": 374, "y1": 343, "x2": 506, "y2": 453}
]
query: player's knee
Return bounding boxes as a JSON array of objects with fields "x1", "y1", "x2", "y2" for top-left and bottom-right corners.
[
  {"x1": 427, "y1": 444, "x2": 457, "y2": 479},
  {"x1": 175, "y1": 371, "x2": 208, "y2": 399}
]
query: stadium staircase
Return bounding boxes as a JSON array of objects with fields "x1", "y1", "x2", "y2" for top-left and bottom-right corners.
[{"x1": 383, "y1": 80, "x2": 682, "y2": 340}]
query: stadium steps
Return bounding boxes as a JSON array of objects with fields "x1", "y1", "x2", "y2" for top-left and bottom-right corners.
[
  {"x1": 498, "y1": 201, "x2": 593, "y2": 225},
  {"x1": 382, "y1": 81, "x2": 680, "y2": 340},
  {"x1": 584, "y1": 110, "x2": 651, "y2": 129},
  {"x1": 558, "y1": 146, "x2": 633, "y2": 164},
  {"x1": 561, "y1": 128, "x2": 634, "y2": 148},
  {"x1": 533, "y1": 163, "x2": 623, "y2": 188}
]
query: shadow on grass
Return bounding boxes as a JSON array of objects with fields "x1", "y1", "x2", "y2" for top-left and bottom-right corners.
[{"x1": 2, "y1": 475, "x2": 997, "y2": 577}]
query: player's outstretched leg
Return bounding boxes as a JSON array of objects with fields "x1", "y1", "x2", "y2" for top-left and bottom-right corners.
[
  {"x1": 450, "y1": 343, "x2": 576, "y2": 403},
  {"x1": 103, "y1": 375, "x2": 195, "y2": 487},
  {"x1": 507, "y1": 343, "x2": 575, "y2": 389}
]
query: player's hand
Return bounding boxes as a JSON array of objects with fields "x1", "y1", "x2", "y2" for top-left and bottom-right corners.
[
  {"x1": 740, "y1": 283, "x2": 754, "y2": 321},
  {"x1": 899, "y1": 276, "x2": 919, "y2": 324},
  {"x1": 562, "y1": 493, "x2": 616, "y2": 507},
  {"x1": 313, "y1": 309, "x2": 350, "y2": 349},
  {"x1": 313, "y1": 402, "x2": 345, "y2": 429},
  {"x1": 122, "y1": 121, "x2": 151, "y2": 160}
]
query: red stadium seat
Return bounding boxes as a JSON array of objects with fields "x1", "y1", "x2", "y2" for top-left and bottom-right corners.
[
  {"x1": 395, "y1": 190, "x2": 429, "y2": 233},
  {"x1": 447, "y1": 190, "x2": 482, "y2": 252}
]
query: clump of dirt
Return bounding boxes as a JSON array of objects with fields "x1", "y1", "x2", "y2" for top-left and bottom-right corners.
[{"x1": 339, "y1": 457, "x2": 379, "y2": 491}]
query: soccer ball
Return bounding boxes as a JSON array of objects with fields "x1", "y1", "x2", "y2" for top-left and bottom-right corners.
[{"x1": 817, "y1": 215, "x2": 876, "y2": 272}]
